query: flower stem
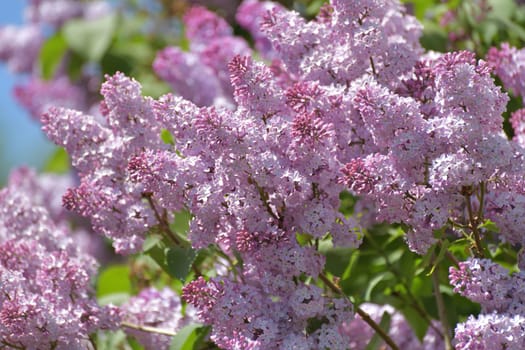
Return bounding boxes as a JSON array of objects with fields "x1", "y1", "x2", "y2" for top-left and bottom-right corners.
[
  {"x1": 319, "y1": 273, "x2": 400, "y2": 350},
  {"x1": 430, "y1": 261, "x2": 453, "y2": 350},
  {"x1": 464, "y1": 193, "x2": 485, "y2": 257},
  {"x1": 121, "y1": 321, "x2": 177, "y2": 336}
]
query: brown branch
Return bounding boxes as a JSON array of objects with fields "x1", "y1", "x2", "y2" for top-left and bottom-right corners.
[
  {"x1": 430, "y1": 262, "x2": 453, "y2": 350},
  {"x1": 319, "y1": 273, "x2": 400, "y2": 350},
  {"x1": 464, "y1": 193, "x2": 485, "y2": 258},
  {"x1": 145, "y1": 194, "x2": 181, "y2": 246},
  {"x1": 121, "y1": 321, "x2": 177, "y2": 337}
]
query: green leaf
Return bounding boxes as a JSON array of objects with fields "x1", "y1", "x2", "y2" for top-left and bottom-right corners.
[
  {"x1": 410, "y1": 276, "x2": 433, "y2": 297},
  {"x1": 489, "y1": 14, "x2": 525, "y2": 41},
  {"x1": 488, "y1": 0, "x2": 516, "y2": 20},
  {"x1": 143, "y1": 233, "x2": 164, "y2": 252},
  {"x1": 66, "y1": 50, "x2": 85, "y2": 80},
  {"x1": 161, "y1": 129, "x2": 175, "y2": 145},
  {"x1": 364, "y1": 272, "x2": 394, "y2": 300},
  {"x1": 63, "y1": 14, "x2": 117, "y2": 62},
  {"x1": 325, "y1": 247, "x2": 356, "y2": 277},
  {"x1": 170, "y1": 323, "x2": 208, "y2": 350},
  {"x1": 100, "y1": 51, "x2": 134, "y2": 76},
  {"x1": 420, "y1": 20, "x2": 448, "y2": 52},
  {"x1": 479, "y1": 20, "x2": 499, "y2": 45},
  {"x1": 97, "y1": 292, "x2": 130, "y2": 306},
  {"x1": 296, "y1": 232, "x2": 314, "y2": 246},
  {"x1": 137, "y1": 71, "x2": 172, "y2": 98},
  {"x1": 166, "y1": 246, "x2": 197, "y2": 282},
  {"x1": 97, "y1": 264, "x2": 132, "y2": 298},
  {"x1": 170, "y1": 210, "x2": 192, "y2": 235},
  {"x1": 95, "y1": 330, "x2": 129, "y2": 350},
  {"x1": 38, "y1": 32, "x2": 67, "y2": 80},
  {"x1": 478, "y1": 219, "x2": 500, "y2": 233},
  {"x1": 426, "y1": 240, "x2": 450, "y2": 276},
  {"x1": 341, "y1": 250, "x2": 359, "y2": 280},
  {"x1": 365, "y1": 311, "x2": 392, "y2": 350},
  {"x1": 43, "y1": 147, "x2": 70, "y2": 174},
  {"x1": 401, "y1": 307, "x2": 429, "y2": 341}
]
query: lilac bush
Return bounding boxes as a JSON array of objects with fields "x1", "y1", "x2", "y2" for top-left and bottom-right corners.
[
  {"x1": 0, "y1": 168, "x2": 119, "y2": 349},
  {"x1": 4, "y1": 0, "x2": 525, "y2": 349}
]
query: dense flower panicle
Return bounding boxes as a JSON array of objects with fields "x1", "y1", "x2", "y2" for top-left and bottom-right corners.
[
  {"x1": 42, "y1": 107, "x2": 111, "y2": 174},
  {"x1": 7, "y1": 167, "x2": 74, "y2": 223},
  {"x1": 14, "y1": 77, "x2": 87, "y2": 119},
  {"x1": 510, "y1": 108, "x2": 525, "y2": 146},
  {"x1": 36, "y1": 0, "x2": 525, "y2": 348},
  {"x1": 236, "y1": 0, "x2": 283, "y2": 58},
  {"x1": 290, "y1": 111, "x2": 334, "y2": 146},
  {"x1": 25, "y1": 0, "x2": 111, "y2": 27},
  {"x1": 41, "y1": 73, "x2": 169, "y2": 254},
  {"x1": 339, "y1": 158, "x2": 377, "y2": 194},
  {"x1": 342, "y1": 303, "x2": 444, "y2": 350},
  {"x1": 448, "y1": 260, "x2": 525, "y2": 348},
  {"x1": 154, "y1": 47, "x2": 227, "y2": 107},
  {"x1": 487, "y1": 43, "x2": 525, "y2": 99},
  {"x1": 199, "y1": 36, "x2": 251, "y2": 96},
  {"x1": 100, "y1": 72, "x2": 163, "y2": 146},
  {"x1": 228, "y1": 55, "x2": 285, "y2": 117},
  {"x1": 398, "y1": 59, "x2": 437, "y2": 117},
  {"x1": 154, "y1": 5, "x2": 250, "y2": 107},
  {"x1": 5, "y1": 167, "x2": 112, "y2": 262},
  {"x1": 0, "y1": 181, "x2": 119, "y2": 349},
  {"x1": 121, "y1": 287, "x2": 193, "y2": 350},
  {"x1": 261, "y1": 0, "x2": 421, "y2": 85},
  {"x1": 183, "y1": 276, "x2": 353, "y2": 349},
  {"x1": 285, "y1": 81, "x2": 321, "y2": 113},
  {"x1": 0, "y1": 25, "x2": 42, "y2": 73},
  {"x1": 183, "y1": 5, "x2": 232, "y2": 45},
  {"x1": 449, "y1": 258, "x2": 525, "y2": 315},
  {"x1": 454, "y1": 313, "x2": 525, "y2": 350},
  {"x1": 432, "y1": 52, "x2": 508, "y2": 145}
]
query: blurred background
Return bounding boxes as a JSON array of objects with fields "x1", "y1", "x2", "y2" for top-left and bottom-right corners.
[{"x1": 0, "y1": 2, "x2": 54, "y2": 184}]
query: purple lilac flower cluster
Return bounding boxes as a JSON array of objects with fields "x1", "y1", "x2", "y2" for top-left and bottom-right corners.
[
  {"x1": 0, "y1": 0, "x2": 110, "y2": 119},
  {"x1": 40, "y1": 0, "x2": 424, "y2": 347},
  {"x1": 19, "y1": 0, "x2": 525, "y2": 348},
  {"x1": 0, "y1": 168, "x2": 119, "y2": 349},
  {"x1": 121, "y1": 287, "x2": 194, "y2": 349},
  {"x1": 449, "y1": 259, "x2": 525, "y2": 349},
  {"x1": 342, "y1": 303, "x2": 443, "y2": 350}
]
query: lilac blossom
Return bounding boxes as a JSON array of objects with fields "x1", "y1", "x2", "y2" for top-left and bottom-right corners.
[
  {"x1": 0, "y1": 173, "x2": 120, "y2": 349},
  {"x1": 121, "y1": 287, "x2": 194, "y2": 350},
  {"x1": 154, "y1": 6, "x2": 250, "y2": 107},
  {"x1": 25, "y1": 0, "x2": 111, "y2": 27},
  {"x1": 342, "y1": 303, "x2": 444, "y2": 350},
  {"x1": 6, "y1": 167, "x2": 112, "y2": 262},
  {"x1": 14, "y1": 77, "x2": 88, "y2": 119},
  {"x1": 487, "y1": 43, "x2": 525, "y2": 99},
  {"x1": 236, "y1": 0, "x2": 284, "y2": 58},
  {"x1": 450, "y1": 259, "x2": 525, "y2": 349},
  {"x1": 454, "y1": 313, "x2": 525, "y2": 350},
  {"x1": 0, "y1": 24, "x2": 43, "y2": 73},
  {"x1": 42, "y1": 73, "x2": 165, "y2": 254},
  {"x1": 38, "y1": 0, "x2": 525, "y2": 348}
]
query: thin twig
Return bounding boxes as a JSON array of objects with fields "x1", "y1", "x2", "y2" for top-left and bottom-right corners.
[
  {"x1": 1, "y1": 341, "x2": 25, "y2": 350},
  {"x1": 121, "y1": 321, "x2": 177, "y2": 337},
  {"x1": 366, "y1": 231, "x2": 444, "y2": 338},
  {"x1": 476, "y1": 182, "x2": 485, "y2": 220},
  {"x1": 145, "y1": 194, "x2": 181, "y2": 246},
  {"x1": 436, "y1": 240, "x2": 460, "y2": 268},
  {"x1": 319, "y1": 273, "x2": 400, "y2": 350},
  {"x1": 430, "y1": 260, "x2": 453, "y2": 350},
  {"x1": 464, "y1": 194, "x2": 485, "y2": 257}
]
